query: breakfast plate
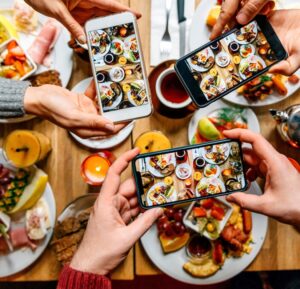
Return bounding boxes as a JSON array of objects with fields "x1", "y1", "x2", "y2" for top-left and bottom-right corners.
[
  {"x1": 0, "y1": 149, "x2": 56, "y2": 278},
  {"x1": 146, "y1": 153, "x2": 176, "y2": 178},
  {"x1": 187, "y1": 47, "x2": 214, "y2": 72},
  {"x1": 141, "y1": 181, "x2": 268, "y2": 285},
  {"x1": 188, "y1": 100, "x2": 260, "y2": 145},
  {"x1": 146, "y1": 182, "x2": 176, "y2": 206},
  {"x1": 0, "y1": 0, "x2": 73, "y2": 123},
  {"x1": 70, "y1": 77, "x2": 134, "y2": 150},
  {"x1": 189, "y1": 0, "x2": 300, "y2": 107},
  {"x1": 99, "y1": 81, "x2": 123, "y2": 111},
  {"x1": 123, "y1": 34, "x2": 140, "y2": 63}
]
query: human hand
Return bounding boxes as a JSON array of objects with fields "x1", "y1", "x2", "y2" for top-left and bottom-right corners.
[
  {"x1": 70, "y1": 148, "x2": 163, "y2": 275},
  {"x1": 210, "y1": 0, "x2": 275, "y2": 40},
  {"x1": 24, "y1": 80, "x2": 126, "y2": 138},
  {"x1": 25, "y1": 0, "x2": 141, "y2": 43},
  {"x1": 223, "y1": 129, "x2": 300, "y2": 226}
]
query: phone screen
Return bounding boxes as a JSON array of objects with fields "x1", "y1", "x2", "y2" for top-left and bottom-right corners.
[
  {"x1": 186, "y1": 20, "x2": 278, "y2": 101},
  {"x1": 135, "y1": 141, "x2": 246, "y2": 208},
  {"x1": 87, "y1": 22, "x2": 149, "y2": 112}
]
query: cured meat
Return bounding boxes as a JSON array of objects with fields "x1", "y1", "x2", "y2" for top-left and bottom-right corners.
[
  {"x1": 9, "y1": 227, "x2": 37, "y2": 250},
  {"x1": 0, "y1": 237, "x2": 9, "y2": 253},
  {"x1": 27, "y1": 19, "x2": 61, "y2": 66}
]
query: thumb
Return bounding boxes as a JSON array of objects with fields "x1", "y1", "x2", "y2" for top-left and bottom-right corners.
[
  {"x1": 269, "y1": 55, "x2": 300, "y2": 76},
  {"x1": 126, "y1": 208, "x2": 163, "y2": 244},
  {"x1": 58, "y1": 5, "x2": 86, "y2": 43},
  {"x1": 226, "y1": 192, "x2": 264, "y2": 213},
  {"x1": 77, "y1": 112, "x2": 115, "y2": 132}
]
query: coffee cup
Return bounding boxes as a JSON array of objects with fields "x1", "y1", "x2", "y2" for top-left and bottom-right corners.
[{"x1": 155, "y1": 68, "x2": 192, "y2": 109}]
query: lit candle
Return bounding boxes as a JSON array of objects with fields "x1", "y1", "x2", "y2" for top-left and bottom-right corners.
[{"x1": 81, "y1": 153, "x2": 113, "y2": 186}]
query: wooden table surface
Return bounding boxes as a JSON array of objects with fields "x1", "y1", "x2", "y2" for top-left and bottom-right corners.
[{"x1": 1, "y1": 0, "x2": 300, "y2": 283}]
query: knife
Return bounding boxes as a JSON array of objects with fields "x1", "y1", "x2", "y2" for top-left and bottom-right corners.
[{"x1": 177, "y1": 0, "x2": 186, "y2": 57}]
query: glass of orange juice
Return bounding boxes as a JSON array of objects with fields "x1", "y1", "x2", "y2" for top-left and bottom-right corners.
[
  {"x1": 81, "y1": 151, "x2": 115, "y2": 186},
  {"x1": 3, "y1": 130, "x2": 51, "y2": 168}
]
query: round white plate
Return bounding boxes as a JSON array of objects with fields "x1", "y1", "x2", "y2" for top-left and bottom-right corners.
[
  {"x1": 141, "y1": 181, "x2": 268, "y2": 285},
  {"x1": 146, "y1": 154, "x2": 176, "y2": 178},
  {"x1": 196, "y1": 176, "x2": 226, "y2": 196},
  {"x1": 0, "y1": 0, "x2": 73, "y2": 123},
  {"x1": 201, "y1": 143, "x2": 230, "y2": 165},
  {"x1": 124, "y1": 34, "x2": 140, "y2": 63},
  {"x1": 127, "y1": 80, "x2": 146, "y2": 107},
  {"x1": 187, "y1": 47, "x2": 214, "y2": 72},
  {"x1": 70, "y1": 77, "x2": 134, "y2": 149},
  {"x1": 188, "y1": 100, "x2": 260, "y2": 144},
  {"x1": 0, "y1": 149, "x2": 56, "y2": 278},
  {"x1": 99, "y1": 81, "x2": 123, "y2": 111},
  {"x1": 239, "y1": 55, "x2": 266, "y2": 80},
  {"x1": 175, "y1": 163, "x2": 192, "y2": 180},
  {"x1": 189, "y1": 0, "x2": 300, "y2": 107}
]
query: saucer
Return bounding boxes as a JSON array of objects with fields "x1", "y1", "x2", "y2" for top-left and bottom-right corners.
[
  {"x1": 70, "y1": 77, "x2": 134, "y2": 149},
  {"x1": 149, "y1": 60, "x2": 197, "y2": 119}
]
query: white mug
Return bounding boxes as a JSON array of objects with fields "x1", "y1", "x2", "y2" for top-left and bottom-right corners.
[{"x1": 155, "y1": 68, "x2": 192, "y2": 109}]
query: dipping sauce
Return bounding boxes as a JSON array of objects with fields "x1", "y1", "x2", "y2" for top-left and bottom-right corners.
[
  {"x1": 81, "y1": 153, "x2": 113, "y2": 186},
  {"x1": 186, "y1": 235, "x2": 212, "y2": 258},
  {"x1": 160, "y1": 72, "x2": 189, "y2": 104}
]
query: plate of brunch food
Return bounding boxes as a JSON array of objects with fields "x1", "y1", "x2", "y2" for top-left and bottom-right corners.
[
  {"x1": 99, "y1": 81, "x2": 123, "y2": 111},
  {"x1": 187, "y1": 48, "x2": 215, "y2": 72},
  {"x1": 70, "y1": 77, "x2": 134, "y2": 150},
  {"x1": 141, "y1": 182, "x2": 268, "y2": 284},
  {"x1": 0, "y1": 149, "x2": 55, "y2": 277},
  {"x1": 146, "y1": 154, "x2": 176, "y2": 178},
  {"x1": 52, "y1": 194, "x2": 97, "y2": 266},
  {"x1": 188, "y1": 100, "x2": 260, "y2": 145},
  {"x1": 123, "y1": 34, "x2": 140, "y2": 63},
  {"x1": 189, "y1": 0, "x2": 300, "y2": 107},
  {"x1": 0, "y1": 0, "x2": 72, "y2": 123}
]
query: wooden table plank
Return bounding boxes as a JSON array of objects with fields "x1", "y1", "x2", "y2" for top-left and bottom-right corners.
[{"x1": 132, "y1": 0, "x2": 300, "y2": 276}]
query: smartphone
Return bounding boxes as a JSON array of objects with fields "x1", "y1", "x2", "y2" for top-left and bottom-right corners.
[
  {"x1": 85, "y1": 12, "x2": 152, "y2": 123},
  {"x1": 175, "y1": 15, "x2": 288, "y2": 107},
  {"x1": 132, "y1": 139, "x2": 247, "y2": 209}
]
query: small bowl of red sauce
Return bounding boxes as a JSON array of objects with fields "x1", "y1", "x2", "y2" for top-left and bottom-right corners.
[{"x1": 186, "y1": 235, "x2": 212, "y2": 261}]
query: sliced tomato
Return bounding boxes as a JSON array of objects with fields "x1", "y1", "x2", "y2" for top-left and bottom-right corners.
[
  {"x1": 212, "y1": 241, "x2": 224, "y2": 264},
  {"x1": 4, "y1": 52, "x2": 15, "y2": 65},
  {"x1": 4, "y1": 69, "x2": 17, "y2": 78},
  {"x1": 10, "y1": 46, "x2": 25, "y2": 57},
  {"x1": 193, "y1": 207, "x2": 207, "y2": 218},
  {"x1": 211, "y1": 206, "x2": 225, "y2": 220},
  {"x1": 201, "y1": 198, "x2": 214, "y2": 209},
  {"x1": 7, "y1": 40, "x2": 17, "y2": 50}
]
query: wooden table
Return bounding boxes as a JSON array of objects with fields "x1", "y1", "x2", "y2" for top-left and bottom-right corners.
[{"x1": 0, "y1": 0, "x2": 300, "y2": 283}]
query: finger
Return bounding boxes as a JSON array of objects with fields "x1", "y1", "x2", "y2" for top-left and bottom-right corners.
[
  {"x1": 84, "y1": 80, "x2": 97, "y2": 100},
  {"x1": 126, "y1": 208, "x2": 163, "y2": 244},
  {"x1": 119, "y1": 178, "x2": 136, "y2": 198},
  {"x1": 130, "y1": 206, "x2": 140, "y2": 219},
  {"x1": 129, "y1": 197, "x2": 138, "y2": 208},
  {"x1": 90, "y1": 0, "x2": 142, "y2": 18},
  {"x1": 223, "y1": 129, "x2": 281, "y2": 167},
  {"x1": 236, "y1": 0, "x2": 272, "y2": 25},
  {"x1": 242, "y1": 147, "x2": 260, "y2": 166},
  {"x1": 101, "y1": 148, "x2": 140, "y2": 198},
  {"x1": 260, "y1": 0, "x2": 275, "y2": 15},
  {"x1": 226, "y1": 192, "x2": 265, "y2": 212},
  {"x1": 57, "y1": 4, "x2": 86, "y2": 43},
  {"x1": 269, "y1": 55, "x2": 300, "y2": 76},
  {"x1": 210, "y1": 0, "x2": 240, "y2": 40},
  {"x1": 246, "y1": 167, "x2": 258, "y2": 182}
]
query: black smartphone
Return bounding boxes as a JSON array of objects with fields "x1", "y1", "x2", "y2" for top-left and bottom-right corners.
[
  {"x1": 132, "y1": 139, "x2": 247, "y2": 209},
  {"x1": 175, "y1": 15, "x2": 288, "y2": 107}
]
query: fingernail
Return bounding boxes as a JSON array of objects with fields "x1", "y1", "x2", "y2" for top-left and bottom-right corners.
[
  {"x1": 105, "y1": 123, "x2": 115, "y2": 131},
  {"x1": 226, "y1": 195, "x2": 233, "y2": 201},
  {"x1": 155, "y1": 208, "x2": 164, "y2": 217},
  {"x1": 236, "y1": 13, "x2": 247, "y2": 25},
  {"x1": 78, "y1": 35, "x2": 86, "y2": 44}
]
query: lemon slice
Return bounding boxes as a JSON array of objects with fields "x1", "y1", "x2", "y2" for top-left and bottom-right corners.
[
  {"x1": 0, "y1": 15, "x2": 19, "y2": 40},
  {"x1": 198, "y1": 117, "x2": 221, "y2": 140}
]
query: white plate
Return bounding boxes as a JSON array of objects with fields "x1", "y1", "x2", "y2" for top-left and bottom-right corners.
[
  {"x1": 141, "y1": 181, "x2": 268, "y2": 285},
  {"x1": 234, "y1": 21, "x2": 258, "y2": 45},
  {"x1": 127, "y1": 80, "x2": 146, "y2": 107},
  {"x1": 186, "y1": 47, "x2": 214, "y2": 72},
  {"x1": 70, "y1": 77, "x2": 133, "y2": 149},
  {"x1": 146, "y1": 153, "x2": 176, "y2": 178},
  {"x1": 123, "y1": 34, "x2": 140, "y2": 63},
  {"x1": 146, "y1": 182, "x2": 177, "y2": 206},
  {"x1": 0, "y1": 149, "x2": 56, "y2": 278},
  {"x1": 99, "y1": 81, "x2": 123, "y2": 111},
  {"x1": 175, "y1": 163, "x2": 192, "y2": 180},
  {"x1": 0, "y1": 0, "x2": 73, "y2": 123},
  {"x1": 239, "y1": 55, "x2": 266, "y2": 80},
  {"x1": 196, "y1": 177, "x2": 226, "y2": 196},
  {"x1": 188, "y1": 100, "x2": 260, "y2": 144},
  {"x1": 189, "y1": 0, "x2": 300, "y2": 107}
]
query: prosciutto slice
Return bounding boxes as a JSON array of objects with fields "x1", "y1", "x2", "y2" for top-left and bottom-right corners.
[
  {"x1": 28, "y1": 19, "x2": 61, "y2": 66},
  {"x1": 9, "y1": 227, "x2": 37, "y2": 251}
]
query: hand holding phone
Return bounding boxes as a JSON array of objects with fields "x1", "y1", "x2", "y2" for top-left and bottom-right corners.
[
  {"x1": 175, "y1": 15, "x2": 287, "y2": 107},
  {"x1": 132, "y1": 139, "x2": 247, "y2": 209},
  {"x1": 85, "y1": 12, "x2": 152, "y2": 123}
]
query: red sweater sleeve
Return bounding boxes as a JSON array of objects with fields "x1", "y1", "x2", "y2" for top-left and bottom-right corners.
[{"x1": 57, "y1": 265, "x2": 112, "y2": 289}]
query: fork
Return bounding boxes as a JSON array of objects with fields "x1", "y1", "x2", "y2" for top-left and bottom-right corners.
[{"x1": 160, "y1": 0, "x2": 172, "y2": 60}]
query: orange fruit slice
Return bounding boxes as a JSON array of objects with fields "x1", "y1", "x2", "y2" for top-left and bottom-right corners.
[{"x1": 159, "y1": 232, "x2": 190, "y2": 253}]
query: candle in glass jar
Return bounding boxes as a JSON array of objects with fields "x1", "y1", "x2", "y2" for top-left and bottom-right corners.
[{"x1": 81, "y1": 154, "x2": 111, "y2": 186}]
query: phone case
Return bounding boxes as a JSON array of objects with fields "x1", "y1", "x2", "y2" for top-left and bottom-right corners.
[
  {"x1": 175, "y1": 15, "x2": 288, "y2": 108},
  {"x1": 132, "y1": 139, "x2": 248, "y2": 209}
]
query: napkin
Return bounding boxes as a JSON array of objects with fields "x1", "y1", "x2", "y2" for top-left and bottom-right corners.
[{"x1": 150, "y1": 0, "x2": 195, "y2": 66}]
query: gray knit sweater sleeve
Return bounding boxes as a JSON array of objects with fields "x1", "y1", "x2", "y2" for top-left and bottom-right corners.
[{"x1": 0, "y1": 77, "x2": 30, "y2": 118}]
